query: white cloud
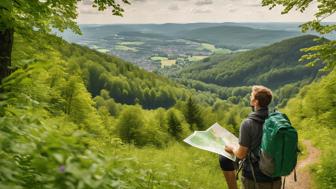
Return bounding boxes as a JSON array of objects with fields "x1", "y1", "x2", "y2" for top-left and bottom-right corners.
[
  {"x1": 192, "y1": 8, "x2": 212, "y2": 14},
  {"x1": 168, "y1": 4, "x2": 179, "y2": 11},
  {"x1": 76, "y1": 0, "x2": 336, "y2": 24},
  {"x1": 195, "y1": 0, "x2": 213, "y2": 6}
]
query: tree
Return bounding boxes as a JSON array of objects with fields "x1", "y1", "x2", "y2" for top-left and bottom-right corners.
[
  {"x1": 117, "y1": 106, "x2": 144, "y2": 144},
  {"x1": 262, "y1": 0, "x2": 336, "y2": 71},
  {"x1": 156, "y1": 108, "x2": 167, "y2": 129},
  {"x1": 167, "y1": 110, "x2": 182, "y2": 139},
  {"x1": 184, "y1": 96, "x2": 204, "y2": 130},
  {"x1": 0, "y1": 0, "x2": 130, "y2": 83}
]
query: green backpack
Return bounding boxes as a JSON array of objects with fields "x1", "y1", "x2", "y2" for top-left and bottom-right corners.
[{"x1": 258, "y1": 111, "x2": 298, "y2": 177}]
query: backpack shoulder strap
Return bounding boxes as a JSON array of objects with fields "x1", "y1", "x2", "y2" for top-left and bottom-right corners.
[
  {"x1": 248, "y1": 153, "x2": 260, "y2": 189},
  {"x1": 246, "y1": 117, "x2": 264, "y2": 157}
]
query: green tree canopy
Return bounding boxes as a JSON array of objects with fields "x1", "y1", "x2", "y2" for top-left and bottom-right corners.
[
  {"x1": 184, "y1": 96, "x2": 204, "y2": 130},
  {"x1": 0, "y1": 0, "x2": 130, "y2": 32},
  {"x1": 117, "y1": 106, "x2": 144, "y2": 145},
  {"x1": 0, "y1": 0, "x2": 130, "y2": 83},
  {"x1": 167, "y1": 110, "x2": 182, "y2": 139}
]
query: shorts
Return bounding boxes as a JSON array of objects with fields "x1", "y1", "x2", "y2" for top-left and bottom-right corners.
[{"x1": 219, "y1": 155, "x2": 238, "y2": 171}]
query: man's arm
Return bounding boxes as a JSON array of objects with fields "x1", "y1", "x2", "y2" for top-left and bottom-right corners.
[
  {"x1": 225, "y1": 119, "x2": 251, "y2": 160},
  {"x1": 225, "y1": 144, "x2": 248, "y2": 160}
]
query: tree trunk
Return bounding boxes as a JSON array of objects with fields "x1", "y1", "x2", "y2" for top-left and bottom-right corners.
[{"x1": 0, "y1": 28, "x2": 14, "y2": 84}]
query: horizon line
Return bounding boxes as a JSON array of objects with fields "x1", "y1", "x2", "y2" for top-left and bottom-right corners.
[{"x1": 77, "y1": 21, "x2": 336, "y2": 25}]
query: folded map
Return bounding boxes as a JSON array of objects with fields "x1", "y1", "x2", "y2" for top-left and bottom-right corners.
[{"x1": 183, "y1": 122, "x2": 239, "y2": 161}]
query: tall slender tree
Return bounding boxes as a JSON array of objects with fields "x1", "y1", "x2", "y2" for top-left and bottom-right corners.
[
  {"x1": 184, "y1": 96, "x2": 204, "y2": 130},
  {"x1": 167, "y1": 110, "x2": 182, "y2": 139}
]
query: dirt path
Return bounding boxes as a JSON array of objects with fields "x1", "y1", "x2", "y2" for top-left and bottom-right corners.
[{"x1": 285, "y1": 140, "x2": 321, "y2": 189}]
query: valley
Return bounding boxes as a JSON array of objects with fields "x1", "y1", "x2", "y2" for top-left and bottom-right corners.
[{"x1": 59, "y1": 23, "x2": 305, "y2": 71}]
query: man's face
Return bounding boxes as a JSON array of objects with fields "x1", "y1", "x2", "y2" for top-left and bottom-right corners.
[{"x1": 250, "y1": 91, "x2": 257, "y2": 107}]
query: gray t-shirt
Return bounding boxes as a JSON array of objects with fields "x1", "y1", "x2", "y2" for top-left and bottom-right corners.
[{"x1": 239, "y1": 118, "x2": 263, "y2": 151}]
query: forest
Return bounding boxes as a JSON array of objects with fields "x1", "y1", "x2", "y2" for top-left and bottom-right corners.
[{"x1": 0, "y1": 30, "x2": 253, "y2": 188}]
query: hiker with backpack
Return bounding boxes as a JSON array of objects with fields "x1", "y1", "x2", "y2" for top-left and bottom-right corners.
[{"x1": 219, "y1": 85, "x2": 298, "y2": 189}]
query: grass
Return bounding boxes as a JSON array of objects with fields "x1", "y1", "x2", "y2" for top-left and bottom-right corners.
[
  {"x1": 97, "y1": 48, "x2": 110, "y2": 53},
  {"x1": 303, "y1": 126, "x2": 336, "y2": 189},
  {"x1": 199, "y1": 43, "x2": 217, "y2": 52},
  {"x1": 283, "y1": 103, "x2": 336, "y2": 189},
  {"x1": 214, "y1": 48, "x2": 232, "y2": 54},
  {"x1": 119, "y1": 41, "x2": 144, "y2": 46},
  {"x1": 115, "y1": 45, "x2": 138, "y2": 52},
  {"x1": 118, "y1": 143, "x2": 228, "y2": 189},
  {"x1": 198, "y1": 43, "x2": 231, "y2": 55},
  {"x1": 150, "y1": 56, "x2": 176, "y2": 68},
  {"x1": 161, "y1": 59, "x2": 176, "y2": 68},
  {"x1": 150, "y1": 56, "x2": 169, "y2": 61},
  {"x1": 188, "y1": 56, "x2": 208, "y2": 62}
]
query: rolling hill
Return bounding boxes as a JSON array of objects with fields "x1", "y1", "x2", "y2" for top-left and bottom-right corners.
[
  {"x1": 166, "y1": 35, "x2": 322, "y2": 88},
  {"x1": 160, "y1": 35, "x2": 324, "y2": 106},
  {"x1": 60, "y1": 23, "x2": 303, "y2": 51},
  {"x1": 12, "y1": 32, "x2": 219, "y2": 109},
  {"x1": 178, "y1": 25, "x2": 301, "y2": 50}
]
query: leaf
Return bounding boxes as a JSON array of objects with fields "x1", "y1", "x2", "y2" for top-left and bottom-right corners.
[
  {"x1": 53, "y1": 153, "x2": 64, "y2": 163},
  {"x1": 0, "y1": 0, "x2": 12, "y2": 11}
]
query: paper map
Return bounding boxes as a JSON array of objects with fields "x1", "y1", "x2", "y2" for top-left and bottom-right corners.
[{"x1": 183, "y1": 122, "x2": 239, "y2": 161}]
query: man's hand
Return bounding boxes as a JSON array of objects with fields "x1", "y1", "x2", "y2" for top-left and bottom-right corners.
[
  {"x1": 224, "y1": 145, "x2": 234, "y2": 154},
  {"x1": 225, "y1": 144, "x2": 249, "y2": 160}
]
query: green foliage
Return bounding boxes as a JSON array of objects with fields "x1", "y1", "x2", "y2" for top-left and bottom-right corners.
[
  {"x1": 122, "y1": 143, "x2": 227, "y2": 189},
  {"x1": 163, "y1": 35, "x2": 322, "y2": 107},
  {"x1": 174, "y1": 78, "x2": 251, "y2": 101},
  {"x1": 2, "y1": 28, "x2": 267, "y2": 189},
  {"x1": 11, "y1": 32, "x2": 219, "y2": 109},
  {"x1": 0, "y1": 0, "x2": 129, "y2": 32},
  {"x1": 167, "y1": 109, "x2": 183, "y2": 139},
  {"x1": 168, "y1": 35, "x2": 321, "y2": 89},
  {"x1": 117, "y1": 106, "x2": 145, "y2": 145},
  {"x1": 301, "y1": 40, "x2": 336, "y2": 71},
  {"x1": 94, "y1": 90, "x2": 120, "y2": 116},
  {"x1": 271, "y1": 80, "x2": 311, "y2": 108},
  {"x1": 312, "y1": 139, "x2": 336, "y2": 189},
  {"x1": 262, "y1": 0, "x2": 336, "y2": 71},
  {"x1": 184, "y1": 96, "x2": 205, "y2": 130},
  {"x1": 283, "y1": 68, "x2": 336, "y2": 188},
  {"x1": 0, "y1": 61, "x2": 184, "y2": 189},
  {"x1": 212, "y1": 101, "x2": 250, "y2": 135}
]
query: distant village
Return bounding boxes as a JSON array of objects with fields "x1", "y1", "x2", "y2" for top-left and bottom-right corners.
[{"x1": 81, "y1": 33, "x2": 215, "y2": 71}]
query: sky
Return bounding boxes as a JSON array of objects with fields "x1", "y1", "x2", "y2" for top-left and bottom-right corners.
[{"x1": 77, "y1": 0, "x2": 336, "y2": 24}]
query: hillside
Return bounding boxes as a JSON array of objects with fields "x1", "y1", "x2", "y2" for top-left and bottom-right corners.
[
  {"x1": 1, "y1": 31, "x2": 254, "y2": 188},
  {"x1": 283, "y1": 68, "x2": 336, "y2": 189},
  {"x1": 13, "y1": 32, "x2": 221, "y2": 109},
  {"x1": 162, "y1": 35, "x2": 322, "y2": 96},
  {"x1": 158, "y1": 35, "x2": 325, "y2": 107},
  {"x1": 178, "y1": 25, "x2": 301, "y2": 49}
]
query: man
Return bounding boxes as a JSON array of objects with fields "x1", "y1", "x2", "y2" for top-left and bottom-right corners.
[{"x1": 219, "y1": 85, "x2": 281, "y2": 189}]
